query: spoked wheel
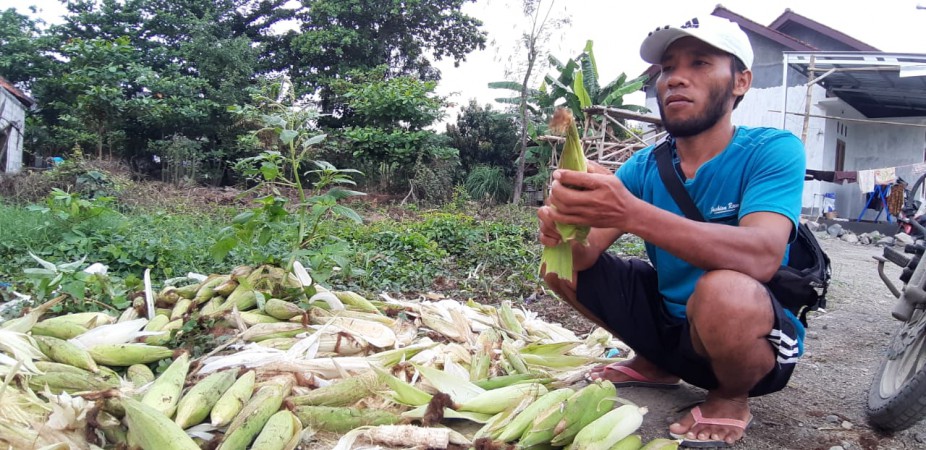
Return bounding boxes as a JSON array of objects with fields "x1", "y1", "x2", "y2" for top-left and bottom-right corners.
[{"x1": 867, "y1": 309, "x2": 926, "y2": 431}]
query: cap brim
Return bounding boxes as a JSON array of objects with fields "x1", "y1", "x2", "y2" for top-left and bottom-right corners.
[{"x1": 640, "y1": 28, "x2": 693, "y2": 65}]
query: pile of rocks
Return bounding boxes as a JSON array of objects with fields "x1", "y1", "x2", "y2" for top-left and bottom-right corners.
[{"x1": 805, "y1": 221, "x2": 915, "y2": 247}]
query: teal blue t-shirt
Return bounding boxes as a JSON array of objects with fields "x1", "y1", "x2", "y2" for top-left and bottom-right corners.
[{"x1": 617, "y1": 127, "x2": 806, "y2": 347}]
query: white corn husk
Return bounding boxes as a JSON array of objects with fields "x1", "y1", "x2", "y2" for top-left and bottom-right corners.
[
  {"x1": 144, "y1": 268, "x2": 155, "y2": 320},
  {"x1": 83, "y1": 263, "x2": 108, "y2": 275},
  {"x1": 522, "y1": 311, "x2": 579, "y2": 342},
  {"x1": 408, "y1": 345, "x2": 444, "y2": 366},
  {"x1": 198, "y1": 343, "x2": 286, "y2": 374},
  {"x1": 291, "y1": 260, "x2": 313, "y2": 288},
  {"x1": 443, "y1": 343, "x2": 473, "y2": 366},
  {"x1": 44, "y1": 388, "x2": 91, "y2": 431},
  {"x1": 458, "y1": 305, "x2": 496, "y2": 333},
  {"x1": 332, "y1": 425, "x2": 469, "y2": 450},
  {"x1": 308, "y1": 289, "x2": 345, "y2": 311},
  {"x1": 442, "y1": 354, "x2": 470, "y2": 382},
  {"x1": 185, "y1": 423, "x2": 220, "y2": 441},
  {"x1": 319, "y1": 317, "x2": 396, "y2": 348},
  {"x1": 69, "y1": 318, "x2": 156, "y2": 349},
  {"x1": 0, "y1": 329, "x2": 45, "y2": 374},
  {"x1": 0, "y1": 352, "x2": 41, "y2": 376},
  {"x1": 392, "y1": 317, "x2": 418, "y2": 348},
  {"x1": 413, "y1": 363, "x2": 484, "y2": 403}
]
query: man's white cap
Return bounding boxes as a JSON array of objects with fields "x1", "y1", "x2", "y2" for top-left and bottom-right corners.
[{"x1": 640, "y1": 16, "x2": 753, "y2": 69}]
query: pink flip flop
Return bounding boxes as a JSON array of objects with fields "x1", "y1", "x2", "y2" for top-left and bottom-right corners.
[
  {"x1": 668, "y1": 405, "x2": 754, "y2": 448},
  {"x1": 586, "y1": 363, "x2": 681, "y2": 389}
]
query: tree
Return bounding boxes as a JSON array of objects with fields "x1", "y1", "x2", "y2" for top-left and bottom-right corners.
[
  {"x1": 0, "y1": 8, "x2": 54, "y2": 90},
  {"x1": 289, "y1": 0, "x2": 487, "y2": 118},
  {"x1": 445, "y1": 100, "x2": 519, "y2": 175},
  {"x1": 30, "y1": 0, "x2": 292, "y2": 169},
  {"x1": 544, "y1": 40, "x2": 649, "y2": 123},
  {"x1": 491, "y1": 0, "x2": 569, "y2": 204},
  {"x1": 335, "y1": 67, "x2": 448, "y2": 167}
]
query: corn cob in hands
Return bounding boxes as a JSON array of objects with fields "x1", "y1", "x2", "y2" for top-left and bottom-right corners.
[{"x1": 541, "y1": 107, "x2": 590, "y2": 281}]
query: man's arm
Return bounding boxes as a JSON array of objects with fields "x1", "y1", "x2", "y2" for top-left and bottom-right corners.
[{"x1": 545, "y1": 170, "x2": 790, "y2": 282}]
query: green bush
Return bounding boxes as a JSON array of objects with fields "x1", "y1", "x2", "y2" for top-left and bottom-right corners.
[{"x1": 465, "y1": 165, "x2": 512, "y2": 204}]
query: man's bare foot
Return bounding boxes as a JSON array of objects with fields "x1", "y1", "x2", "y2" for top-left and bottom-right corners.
[
  {"x1": 586, "y1": 357, "x2": 681, "y2": 388},
  {"x1": 668, "y1": 395, "x2": 753, "y2": 446}
]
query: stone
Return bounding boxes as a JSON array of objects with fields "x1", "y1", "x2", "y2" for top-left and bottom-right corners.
[
  {"x1": 841, "y1": 233, "x2": 859, "y2": 244},
  {"x1": 859, "y1": 234, "x2": 871, "y2": 245},
  {"x1": 828, "y1": 446, "x2": 845, "y2": 450},
  {"x1": 840, "y1": 420, "x2": 853, "y2": 430},
  {"x1": 870, "y1": 230, "x2": 882, "y2": 239},
  {"x1": 827, "y1": 224, "x2": 843, "y2": 237},
  {"x1": 895, "y1": 233, "x2": 915, "y2": 246},
  {"x1": 822, "y1": 323, "x2": 829, "y2": 330},
  {"x1": 807, "y1": 331, "x2": 819, "y2": 340},
  {"x1": 877, "y1": 237, "x2": 895, "y2": 247},
  {"x1": 914, "y1": 432, "x2": 926, "y2": 443},
  {"x1": 825, "y1": 414, "x2": 840, "y2": 423}
]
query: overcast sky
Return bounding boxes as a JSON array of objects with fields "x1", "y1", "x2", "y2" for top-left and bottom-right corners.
[{"x1": 8, "y1": 0, "x2": 926, "y2": 122}]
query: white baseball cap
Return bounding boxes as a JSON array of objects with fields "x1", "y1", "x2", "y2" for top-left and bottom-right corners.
[{"x1": 640, "y1": 16, "x2": 753, "y2": 69}]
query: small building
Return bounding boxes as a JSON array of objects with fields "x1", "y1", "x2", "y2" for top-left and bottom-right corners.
[
  {"x1": 0, "y1": 76, "x2": 36, "y2": 174},
  {"x1": 641, "y1": 6, "x2": 926, "y2": 223}
]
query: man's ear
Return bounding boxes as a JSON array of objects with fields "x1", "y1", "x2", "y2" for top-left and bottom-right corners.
[{"x1": 733, "y1": 68, "x2": 752, "y2": 97}]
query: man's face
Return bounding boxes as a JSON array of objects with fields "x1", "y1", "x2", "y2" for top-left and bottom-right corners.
[{"x1": 655, "y1": 37, "x2": 741, "y2": 137}]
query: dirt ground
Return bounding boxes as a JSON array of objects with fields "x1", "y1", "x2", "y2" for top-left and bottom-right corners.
[{"x1": 528, "y1": 232, "x2": 926, "y2": 450}]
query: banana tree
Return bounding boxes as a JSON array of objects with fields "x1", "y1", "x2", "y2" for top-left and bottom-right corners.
[{"x1": 544, "y1": 40, "x2": 649, "y2": 123}]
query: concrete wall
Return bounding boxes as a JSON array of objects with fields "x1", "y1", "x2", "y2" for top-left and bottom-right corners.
[
  {"x1": 0, "y1": 88, "x2": 25, "y2": 173},
  {"x1": 809, "y1": 98, "x2": 926, "y2": 221}
]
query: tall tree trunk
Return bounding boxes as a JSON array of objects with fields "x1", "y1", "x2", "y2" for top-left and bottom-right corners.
[{"x1": 512, "y1": 45, "x2": 537, "y2": 205}]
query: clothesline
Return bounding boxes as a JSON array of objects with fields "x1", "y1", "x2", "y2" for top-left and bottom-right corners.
[{"x1": 806, "y1": 161, "x2": 926, "y2": 193}]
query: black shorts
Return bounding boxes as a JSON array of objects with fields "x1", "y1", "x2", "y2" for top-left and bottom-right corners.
[{"x1": 576, "y1": 253, "x2": 801, "y2": 397}]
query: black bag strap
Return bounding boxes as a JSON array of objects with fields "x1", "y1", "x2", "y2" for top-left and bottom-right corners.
[{"x1": 654, "y1": 141, "x2": 705, "y2": 222}]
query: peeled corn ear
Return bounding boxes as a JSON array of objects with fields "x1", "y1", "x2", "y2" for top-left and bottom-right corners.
[{"x1": 541, "y1": 107, "x2": 590, "y2": 281}]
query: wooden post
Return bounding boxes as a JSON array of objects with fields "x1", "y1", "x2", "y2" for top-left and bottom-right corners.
[{"x1": 800, "y1": 55, "x2": 816, "y2": 144}]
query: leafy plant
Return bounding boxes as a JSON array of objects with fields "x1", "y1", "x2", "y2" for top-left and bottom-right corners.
[
  {"x1": 212, "y1": 78, "x2": 366, "y2": 275},
  {"x1": 465, "y1": 165, "x2": 513, "y2": 204},
  {"x1": 23, "y1": 253, "x2": 130, "y2": 313}
]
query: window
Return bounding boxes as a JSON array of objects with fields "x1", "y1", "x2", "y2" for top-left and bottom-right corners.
[{"x1": 835, "y1": 139, "x2": 846, "y2": 172}]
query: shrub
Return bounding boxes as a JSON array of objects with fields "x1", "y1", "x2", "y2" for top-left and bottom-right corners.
[{"x1": 465, "y1": 165, "x2": 512, "y2": 204}]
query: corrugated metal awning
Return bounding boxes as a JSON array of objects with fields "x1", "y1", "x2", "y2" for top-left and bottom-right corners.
[{"x1": 785, "y1": 52, "x2": 926, "y2": 119}]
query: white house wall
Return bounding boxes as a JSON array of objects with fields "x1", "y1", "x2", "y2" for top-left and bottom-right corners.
[
  {"x1": 813, "y1": 98, "x2": 926, "y2": 221},
  {"x1": 0, "y1": 88, "x2": 24, "y2": 173}
]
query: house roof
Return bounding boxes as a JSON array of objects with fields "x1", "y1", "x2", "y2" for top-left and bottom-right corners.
[
  {"x1": 769, "y1": 9, "x2": 879, "y2": 52},
  {"x1": 0, "y1": 76, "x2": 36, "y2": 109},
  {"x1": 640, "y1": 5, "x2": 818, "y2": 86},
  {"x1": 712, "y1": 6, "x2": 817, "y2": 52},
  {"x1": 785, "y1": 52, "x2": 926, "y2": 119}
]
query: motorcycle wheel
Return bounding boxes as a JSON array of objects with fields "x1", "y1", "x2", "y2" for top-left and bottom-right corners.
[{"x1": 867, "y1": 308, "x2": 926, "y2": 431}]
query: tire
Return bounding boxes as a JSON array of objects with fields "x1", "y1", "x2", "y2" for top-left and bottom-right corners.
[{"x1": 867, "y1": 309, "x2": 926, "y2": 431}]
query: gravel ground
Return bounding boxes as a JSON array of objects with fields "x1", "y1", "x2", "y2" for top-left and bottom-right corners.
[{"x1": 532, "y1": 232, "x2": 926, "y2": 449}]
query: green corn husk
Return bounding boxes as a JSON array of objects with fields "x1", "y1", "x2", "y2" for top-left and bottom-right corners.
[{"x1": 541, "y1": 107, "x2": 590, "y2": 281}]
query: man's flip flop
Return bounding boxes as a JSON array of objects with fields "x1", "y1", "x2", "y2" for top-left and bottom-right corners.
[
  {"x1": 585, "y1": 363, "x2": 681, "y2": 389},
  {"x1": 668, "y1": 405, "x2": 754, "y2": 448}
]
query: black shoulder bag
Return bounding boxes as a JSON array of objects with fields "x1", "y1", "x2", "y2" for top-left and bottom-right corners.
[{"x1": 653, "y1": 141, "x2": 831, "y2": 326}]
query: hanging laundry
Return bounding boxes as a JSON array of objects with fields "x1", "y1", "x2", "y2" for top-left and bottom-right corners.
[
  {"x1": 874, "y1": 167, "x2": 897, "y2": 185},
  {"x1": 834, "y1": 171, "x2": 857, "y2": 184},
  {"x1": 858, "y1": 169, "x2": 876, "y2": 193},
  {"x1": 887, "y1": 182, "x2": 905, "y2": 216},
  {"x1": 805, "y1": 169, "x2": 835, "y2": 182}
]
